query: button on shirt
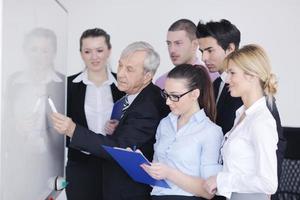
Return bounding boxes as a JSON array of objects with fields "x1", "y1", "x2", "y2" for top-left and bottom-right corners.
[
  {"x1": 73, "y1": 69, "x2": 116, "y2": 135},
  {"x1": 151, "y1": 109, "x2": 223, "y2": 196},
  {"x1": 217, "y1": 97, "x2": 278, "y2": 199}
]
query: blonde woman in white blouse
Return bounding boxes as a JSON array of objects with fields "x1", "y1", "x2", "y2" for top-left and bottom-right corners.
[{"x1": 204, "y1": 44, "x2": 278, "y2": 200}]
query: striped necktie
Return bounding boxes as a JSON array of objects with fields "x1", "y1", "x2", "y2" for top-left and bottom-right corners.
[{"x1": 121, "y1": 96, "x2": 129, "y2": 118}]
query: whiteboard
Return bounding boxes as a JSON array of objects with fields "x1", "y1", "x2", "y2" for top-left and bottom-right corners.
[{"x1": 0, "y1": 0, "x2": 67, "y2": 199}]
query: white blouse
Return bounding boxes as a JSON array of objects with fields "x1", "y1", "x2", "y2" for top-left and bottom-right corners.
[
  {"x1": 73, "y1": 69, "x2": 116, "y2": 135},
  {"x1": 217, "y1": 97, "x2": 278, "y2": 199}
]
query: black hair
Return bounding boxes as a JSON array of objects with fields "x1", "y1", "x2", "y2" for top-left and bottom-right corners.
[{"x1": 196, "y1": 19, "x2": 240, "y2": 51}]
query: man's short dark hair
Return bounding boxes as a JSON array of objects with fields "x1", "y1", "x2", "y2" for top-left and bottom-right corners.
[
  {"x1": 196, "y1": 19, "x2": 241, "y2": 51},
  {"x1": 168, "y1": 19, "x2": 197, "y2": 41},
  {"x1": 79, "y1": 28, "x2": 111, "y2": 51}
]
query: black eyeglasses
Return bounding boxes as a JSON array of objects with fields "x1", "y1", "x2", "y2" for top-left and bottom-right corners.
[{"x1": 161, "y1": 89, "x2": 194, "y2": 102}]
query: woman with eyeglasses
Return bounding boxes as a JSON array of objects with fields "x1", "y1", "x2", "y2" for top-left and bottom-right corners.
[
  {"x1": 204, "y1": 44, "x2": 278, "y2": 200},
  {"x1": 141, "y1": 64, "x2": 223, "y2": 200}
]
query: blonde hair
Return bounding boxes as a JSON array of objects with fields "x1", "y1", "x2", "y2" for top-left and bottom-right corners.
[{"x1": 223, "y1": 44, "x2": 278, "y2": 107}]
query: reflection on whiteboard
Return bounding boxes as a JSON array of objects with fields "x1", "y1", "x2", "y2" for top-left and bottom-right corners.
[
  {"x1": 1, "y1": 27, "x2": 66, "y2": 200},
  {"x1": 1, "y1": 0, "x2": 68, "y2": 198},
  {"x1": 6, "y1": 28, "x2": 64, "y2": 153}
]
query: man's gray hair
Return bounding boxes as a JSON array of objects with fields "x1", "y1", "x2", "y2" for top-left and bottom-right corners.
[{"x1": 121, "y1": 41, "x2": 160, "y2": 75}]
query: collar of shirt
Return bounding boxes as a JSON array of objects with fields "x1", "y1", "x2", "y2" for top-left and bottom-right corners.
[
  {"x1": 235, "y1": 96, "x2": 266, "y2": 118},
  {"x1": 126, "y1": 93, "x2": 139, "y2": 106},
  {"x1": 220, "y1": 71, "x2": 228, "y2": 83},
  {"x1": 168, "y1": 109, "x2": 207, "y2": 133},
  {"x1": 72, "y1": 67, "x2": 117, "y2": 86}
]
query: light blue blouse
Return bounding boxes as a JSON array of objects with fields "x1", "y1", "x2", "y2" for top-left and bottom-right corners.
[{"x1": 151, "y1": 109, "x2": 223, "y2": 196}]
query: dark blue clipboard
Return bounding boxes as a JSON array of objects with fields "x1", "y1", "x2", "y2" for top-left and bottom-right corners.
[
  {"x1": 102, "y1": 145, "x2": 171, "y2": 188},
  {"x1": 110, "y1": 98, "x2": 124, "y2": 120}
]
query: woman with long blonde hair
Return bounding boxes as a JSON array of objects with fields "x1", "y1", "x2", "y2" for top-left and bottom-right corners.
[{"x1": 204, "y1": 44, "x2": 278, "y2": 200}]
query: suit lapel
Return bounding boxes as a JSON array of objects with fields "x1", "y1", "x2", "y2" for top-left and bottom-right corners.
[
  {"x1": 213, "y1": 77, "x2": 222, "y2": 101},
  {"x1": 119, "y1": 83, "x2": 152, "y2": 121},
  {"x1": 110, "y1": 83, "x2": 125, "y2": 103},
  {"x1": 73, "y1": 81, "x2": 88, "y2": 127},
  {"x1": 217, "y1": 83, "x2": 229, "y2": 109}
]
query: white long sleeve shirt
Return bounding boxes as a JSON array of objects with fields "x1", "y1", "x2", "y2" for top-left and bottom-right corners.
[{"x1": 217, "y1": 97, "x2": 278, "y2": 199}]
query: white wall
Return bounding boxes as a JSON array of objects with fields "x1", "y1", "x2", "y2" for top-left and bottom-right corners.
[
  {"x1": 65, "y1": 0, "x2": 300, "y2": 127},
  {"x1": 0, "y1": 0, "x2": 3, "y2": 198}
]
